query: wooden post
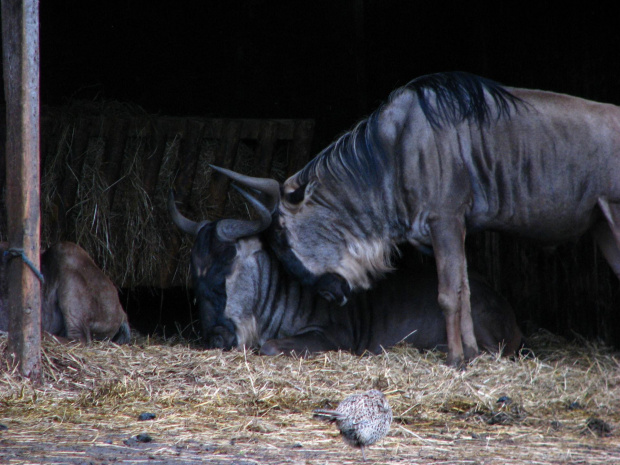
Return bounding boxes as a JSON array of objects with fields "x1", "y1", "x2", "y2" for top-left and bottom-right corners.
[{"x1": 1, "y1": 0, "x2": 42, "y2": 381}]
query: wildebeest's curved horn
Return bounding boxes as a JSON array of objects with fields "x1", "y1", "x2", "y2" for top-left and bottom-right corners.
[
  {"x1": 210, "y1": 165, "x2": 281, "y2": 213},
  {"x1": 168, "y1": 191, "x2": 210, "y2": 237},
  {"x1": 215, "y1": 184, "x2": 273, "y2": 241}
]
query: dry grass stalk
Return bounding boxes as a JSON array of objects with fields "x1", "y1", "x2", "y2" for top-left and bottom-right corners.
[{"x1": 1, "y1": 330, "x2": 619, "y2": 464}]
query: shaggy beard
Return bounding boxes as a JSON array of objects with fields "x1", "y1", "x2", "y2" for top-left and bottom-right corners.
[{"x1": 337, "y1": 237, "x2": 397, "y2": 290}]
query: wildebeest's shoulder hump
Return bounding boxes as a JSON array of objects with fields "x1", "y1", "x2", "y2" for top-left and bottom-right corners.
[{"x1": 401, "y1": 71, "x2": 523, "y2": 129}]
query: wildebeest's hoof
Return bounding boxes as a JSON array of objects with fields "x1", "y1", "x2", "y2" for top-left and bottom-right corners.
[
  {"x1": 463, "y1": 345, "x2": 480, "y2": 363},
  {"x1": 259, "y1": 340, "x2": 283, "y2": 356},
  {"x1": 204, "y1": 325, "x2": 237, "y2": 350},
  {"x1": 138, "y1": 412, "x2": 156, "y2": 421},
  {"x1": 446, "y1": 353, "x2": 465, "y2": 370}
]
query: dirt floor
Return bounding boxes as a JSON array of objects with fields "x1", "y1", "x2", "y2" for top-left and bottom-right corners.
[{"x1": 1, "y1": 331, "x2": 619, "y2": 464}]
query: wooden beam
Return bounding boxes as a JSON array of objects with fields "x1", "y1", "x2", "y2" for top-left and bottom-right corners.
[{"x1": 1, "y1": 0, "x2": 42, "y2": 381}]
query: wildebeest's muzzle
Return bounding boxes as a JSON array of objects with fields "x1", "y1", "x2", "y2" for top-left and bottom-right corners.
[
  {"x1": 268, "y1": 218, "x2": 351, "y2": 306},
  {"x1": 203, "y1": 317, "x2": 238, "y2": 350}
]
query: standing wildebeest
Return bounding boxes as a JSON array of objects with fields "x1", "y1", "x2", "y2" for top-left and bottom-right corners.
[
  {"x1": 213, "y1": 71, "x2": 620, "y2": 367},
  {"x1": 0, "y1": 241, "x2": 130, "y2": 344},
  {"x1": 169, "y1": 192, "x2": 523, "y2": 356}
]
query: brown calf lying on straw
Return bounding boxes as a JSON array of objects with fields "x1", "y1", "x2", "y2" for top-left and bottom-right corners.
[{"x1": 0, "y1": 241, "x2": 130, "y2": 344}]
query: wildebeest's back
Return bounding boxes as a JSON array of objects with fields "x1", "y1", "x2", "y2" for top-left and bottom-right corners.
[
  {"x1": 383, "y1": 86, "x2": 620, "y2": 243},
  {"x1": 473, "y1": 88, "x2": 620, "y2": 237}
]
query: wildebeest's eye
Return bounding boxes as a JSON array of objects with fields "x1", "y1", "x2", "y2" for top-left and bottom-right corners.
[{"x1": 285, "y1": 183, "x2": 307, "y2": 205}]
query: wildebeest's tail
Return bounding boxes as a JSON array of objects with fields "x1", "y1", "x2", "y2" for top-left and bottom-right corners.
[{"x1": 112, "y1": 320, "x2": 131, "y2": 344}]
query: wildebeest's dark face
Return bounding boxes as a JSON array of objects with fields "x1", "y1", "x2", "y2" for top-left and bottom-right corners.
[
  {"x1": 267, "y1": 178, "x2": 394, "y2": 295},
  {"x1": 169, "y1": 190, "x2": 273, "y2": 350},
  {"x1": 266, "y1": 210, "x2": 352, "y2": 305},
  {"x1": 191, "y1": 223, "x2": 239, "y2": 350}
]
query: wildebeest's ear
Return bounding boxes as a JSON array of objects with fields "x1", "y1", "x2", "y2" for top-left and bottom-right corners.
[
  {"x1": 285, "y1": 183, "x2": 307, "y2": 205},
  {"x1": 285, "y1": 180, "x2": 317, "y2": 205}
]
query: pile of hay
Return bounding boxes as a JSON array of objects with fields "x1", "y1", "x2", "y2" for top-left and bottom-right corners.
[
  {"x1": 38, "y1": 101, "x2": 293, "y2": 289},
  {"x1": 1, "y1": 331, "x2": 619, "y2": 464}
]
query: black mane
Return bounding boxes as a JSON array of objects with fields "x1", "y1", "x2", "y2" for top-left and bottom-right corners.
[
  {"x1": 296, "y1": 72, "x2": 522, "y2": 188},
  {"x1": 297, "y1": 114, "x2": 386, "y2": 189},
  {"x1": 404, "y1": 71, "x2": 522, "y2": 129}
]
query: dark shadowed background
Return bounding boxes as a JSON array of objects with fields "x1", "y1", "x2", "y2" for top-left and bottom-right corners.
[
  {"x1": 30, "y1": 1, "x2": 620, "y2": 148},
  {"x1": 2, "y1": 1, "x2": 620, "y2": 346}
]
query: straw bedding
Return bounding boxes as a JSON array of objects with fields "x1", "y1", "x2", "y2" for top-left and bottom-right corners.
[{"x1": 0, "y1": 330, "x2": 619, "y2": 464}]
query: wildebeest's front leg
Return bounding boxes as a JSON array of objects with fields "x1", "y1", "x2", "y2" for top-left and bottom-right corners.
[{"x1": 429, "y1": 215, "x2": 479, "y2": 367}]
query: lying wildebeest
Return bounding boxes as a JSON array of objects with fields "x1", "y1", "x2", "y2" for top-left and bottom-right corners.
[
  {"x1": 0, "y1": 241, "x2": 130, "y2": 343},
  {"x1": 169, "y1": 192, "x2": 523, "y2": 356},
  {"x1": 213, "y1": 71, "x2": 620, "y2": 367}
]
